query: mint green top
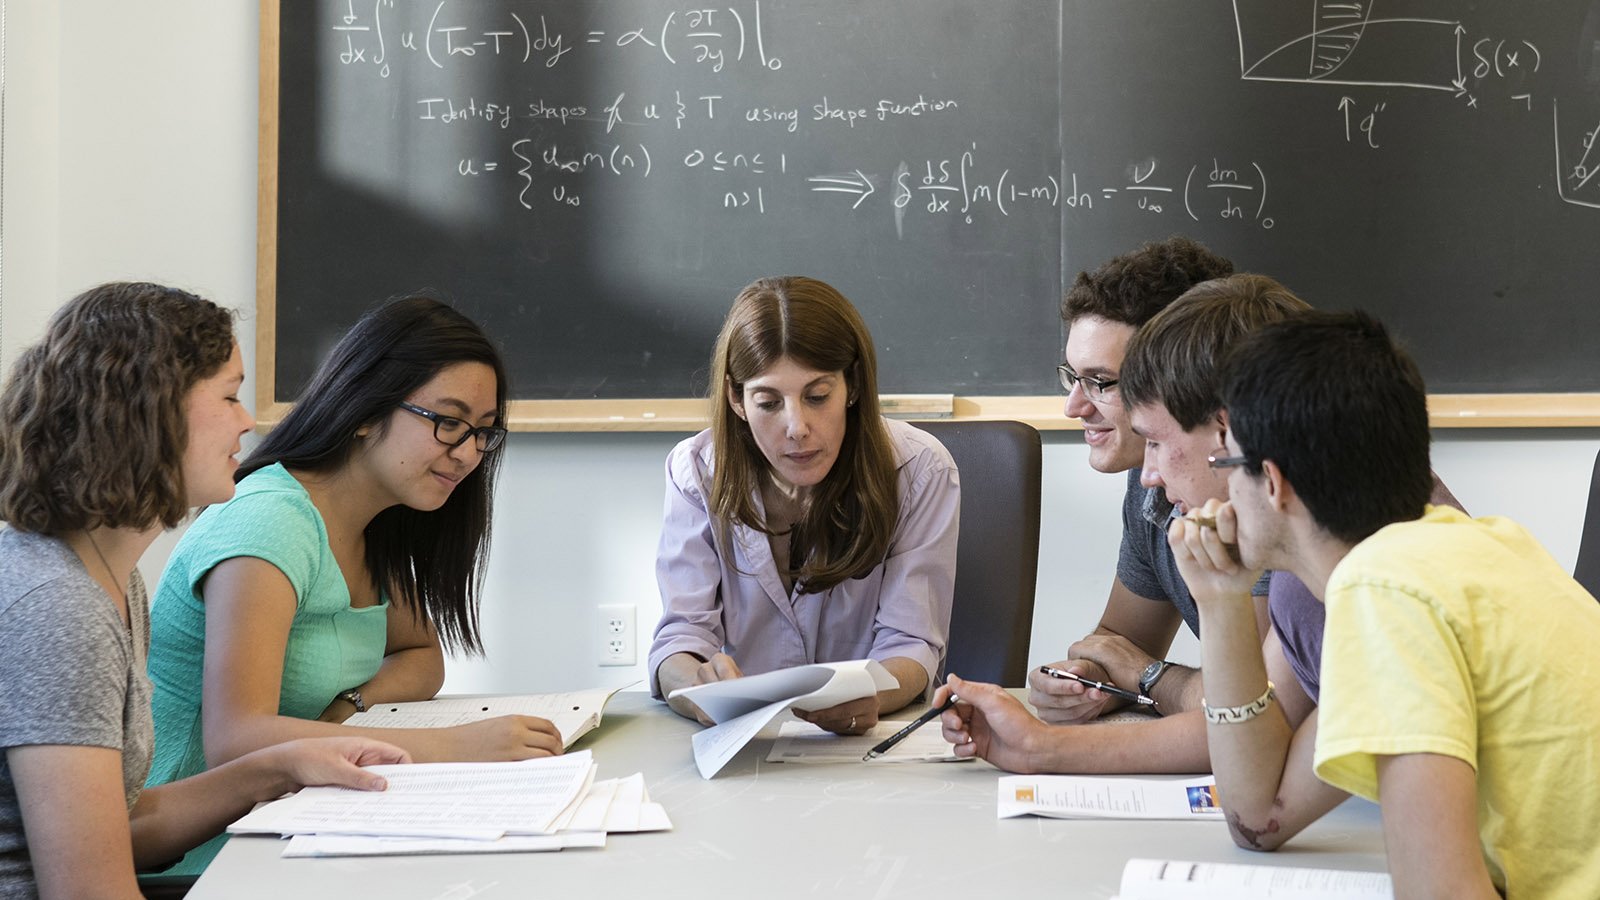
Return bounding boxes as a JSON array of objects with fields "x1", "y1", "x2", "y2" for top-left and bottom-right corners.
[{"x1": 146, "y1": 463, "x2": 388, "y2": 874}]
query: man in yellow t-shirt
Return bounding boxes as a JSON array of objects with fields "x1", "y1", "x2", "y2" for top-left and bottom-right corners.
[{"x1": 1168, "y1": 310, "x2": 1600, "y2": 899}]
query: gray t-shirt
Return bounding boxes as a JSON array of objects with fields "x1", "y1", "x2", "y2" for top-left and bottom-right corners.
[
  {"x1": 0, "y1": 528, "x2": 152, "y2": 900},
  {"x1": 1115, "y1": 469, "x2": 1270, "y2": 637}
]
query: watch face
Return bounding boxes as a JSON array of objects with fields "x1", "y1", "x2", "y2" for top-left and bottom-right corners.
[{"x1": 1140, "y1": 661, "x2": 1168, "y2": 693}]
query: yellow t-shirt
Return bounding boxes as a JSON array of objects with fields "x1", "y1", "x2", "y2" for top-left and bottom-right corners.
[{"x1": 1315, "y1": 505, "x2": 1600, "y2": 898}]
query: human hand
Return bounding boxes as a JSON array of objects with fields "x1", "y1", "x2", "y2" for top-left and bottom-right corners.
[
  {"x1": 794, "y1": 696, "x2": 878, "y2": 735},
  {"x1": 1027, "y1": 658, "x2": 1118, "y2": 724},
  {"x1": 670, "y1": 652, "x2": 745, "y2": 725},
  {"x1": 269, "y1": 737, "x2": 411, "y2": 792},
  {"x1": 1168, "y1": 499, "x2": 1263, "y2": 610},
  {"x1": 937, "y1": 675, "x2": 1051, "y2": 773},
  {"x1": 446, "y1": 715, "x2": 565, "y2": 761},
  {"x1": 1064, "y1": 633, "x2": 1156, "y2": 701}
]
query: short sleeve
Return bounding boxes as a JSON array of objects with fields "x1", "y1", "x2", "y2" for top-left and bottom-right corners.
[
  {"x1": 1314, "y1": 578, "x2": 1478, "y2": 801},
  {"x1": 172, "y1": 488, "x2": 328, "y2": 612},
  {"x1": 0, "y1": 581, "x2": 131, "y2": 752},
  {"x1": 1115, "y1": 473, "x2": 1169, "y2": 604}
]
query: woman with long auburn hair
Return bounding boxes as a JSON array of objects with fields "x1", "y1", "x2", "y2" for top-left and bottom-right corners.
[{"x1": 649, "y1": 276, "x2": 960, "y2": 734}]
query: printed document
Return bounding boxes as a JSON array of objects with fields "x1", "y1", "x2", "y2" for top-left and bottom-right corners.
[
  {"x1": 344, "y1": 687, "x2": 621, "y2": 748},
  {"x1": 669, "y1": 659, "x2": 898, "y2": 778},
  {"x1": 229, "y1": 751, "x2": 596, "y2": 840},
  {"x1": 1113, "y1": 858, "x2": 1393, "y2": 899},
  {"x1": 998, "y1": 774, "x2": 1225, "y2": 820}
]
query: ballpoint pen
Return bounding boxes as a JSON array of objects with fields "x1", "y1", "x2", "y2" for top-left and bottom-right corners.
[
  {"x1": 861, "y1": 695, "x2": 959, "y2": 761},
  {"x1": 1038, "y1": 665, "x2": 1157, "y2": 707}
]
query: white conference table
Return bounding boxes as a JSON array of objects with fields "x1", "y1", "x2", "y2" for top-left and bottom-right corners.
[{"x1": 190, "y1": 691, "x2": 1387, "y2": 899}]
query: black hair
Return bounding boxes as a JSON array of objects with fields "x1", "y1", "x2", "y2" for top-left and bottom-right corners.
[
  {"x1": 240, "y1": 295, "x2": 508, "y2": 653},
  {"x1": 1221, "y1": 310, "x2": 1432, "y2": 544}
]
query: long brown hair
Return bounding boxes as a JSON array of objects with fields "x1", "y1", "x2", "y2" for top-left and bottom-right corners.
[
  {"x1": 709, "y1": 276, "x2": 898, "y2": 593},
  {"x1": 0, "y1": 282, "x2": 235, "y2": 533}
]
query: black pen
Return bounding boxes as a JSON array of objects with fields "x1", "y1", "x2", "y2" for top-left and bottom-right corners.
[
  {"x1": 861, "y1": 695, "x2": 958, "y2": 761},
  {"x1": 1038, "y1": 665, "x2": 1157, "y2": 707}
]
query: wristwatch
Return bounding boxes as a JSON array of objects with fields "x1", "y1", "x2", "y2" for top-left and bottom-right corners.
[
  {"x1": 1138, "y1": 660, "x2": 1174, "y2": 702},
  {"x1": 336, "y1": 688, "x2": 367, "y2": 713}
]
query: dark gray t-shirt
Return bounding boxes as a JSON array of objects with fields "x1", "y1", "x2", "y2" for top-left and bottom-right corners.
[
  {"x1": 0, "y1": 528, "x2": 152, "y2": 900},
  {"x1": 1115, "y1": 469, "x2": 1270, "y2": 637}
]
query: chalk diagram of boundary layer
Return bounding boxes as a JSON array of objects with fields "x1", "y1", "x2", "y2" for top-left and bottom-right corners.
[
  {"x1": 1233, "y1": 0, "x2": 1464, "y2": 92},
  {"x1": 1554, "y1": 99, "x2": 1600, "y2": 209}
]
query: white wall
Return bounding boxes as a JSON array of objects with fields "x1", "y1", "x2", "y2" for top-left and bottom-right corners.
[{"x1": 7, "y1": 3, "x2": 1597, "y2": 692}]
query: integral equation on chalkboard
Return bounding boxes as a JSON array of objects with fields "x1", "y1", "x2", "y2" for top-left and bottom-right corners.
[{"x1": 318, "y1": 0, "x2": 1600, "y2": 225}]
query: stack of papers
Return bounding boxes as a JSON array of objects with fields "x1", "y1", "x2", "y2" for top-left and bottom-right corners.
[
  {"x1": 228, "y1": 750, "x2": 671, "y2": 857},
  {"x1": 668, "y1": 659, "x2": 899, "y2": 778},
  {"x1": 998, "y1": 774, "x2": 1225, "y2": 820},
  {"x1": 343, "y1": 688, "x2": 621, "y2": 748}
]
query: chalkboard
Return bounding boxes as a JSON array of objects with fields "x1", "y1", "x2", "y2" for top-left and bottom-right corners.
[
  {"x1": 1059, "y1": 0, "x2": 1600, "y2": 396},
  {"x1": 263, "y1": 0, "x2": 1063, "y2": 412},
  {"x1": 261, "y1": 0, "x2": 1600, "y2": 427}
]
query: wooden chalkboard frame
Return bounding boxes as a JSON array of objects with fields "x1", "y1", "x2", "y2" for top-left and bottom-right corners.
[{"x1": 255, "y1": 1, "x2": 1600, "y2": 431}]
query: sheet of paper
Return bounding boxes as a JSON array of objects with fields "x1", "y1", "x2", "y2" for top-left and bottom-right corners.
[
  {"x1": 1117, "y1": 859, "x2": 1394, "y2": 900},
  {"x1": 766, "y1": 719, "x2": 966, "y2": 763},
  {"x1": 229, "y1": 752, "x2": 597, "y2": 839},
  {"x1": 281, "y1": 831, "x2": 606, "y2": 858},
  {"x1": 344, "y1": 687, "x2": 621, "y2": 747},
  {"x1": 688, "y1": 696, "x2": 792, "y2": 778},
  {"x1": 672, "y1": 659, "x2": 899, "y2": 778},
  {"x1": 998, "y1": 774, "x2": 1225, "y2": 821},
  {"x1": 669, "y1": 659, "x2": 896, "y2": 723}
]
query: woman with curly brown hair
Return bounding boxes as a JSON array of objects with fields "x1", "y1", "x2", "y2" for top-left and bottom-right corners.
[{"x1": 0, "y1": 282, "x2": 406, "y2": 900}]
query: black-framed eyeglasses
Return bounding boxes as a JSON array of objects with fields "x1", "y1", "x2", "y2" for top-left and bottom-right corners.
[
  {"x1": 1208, "y1": 453, "x2": 1253, "y2": 470},
  {"x1": 398, "y1": 402, "x2": 508, "y2": 453},
  {"x1": 1057, "y1": 363, "x2": 1119, "y2": 402}
]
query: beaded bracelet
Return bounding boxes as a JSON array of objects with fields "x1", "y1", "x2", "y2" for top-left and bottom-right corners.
[{"x1": 1202, "y1": 681, "x2": 1275, "y2": 725}]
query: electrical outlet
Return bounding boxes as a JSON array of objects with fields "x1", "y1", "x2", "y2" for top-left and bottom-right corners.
[{"x1": 598, "y1": 604, "x2": 636, "y2": 666}]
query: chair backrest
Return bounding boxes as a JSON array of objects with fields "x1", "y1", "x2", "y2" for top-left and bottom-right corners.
[
  {"x1": 912, "y1": 420, "x2": 1042, "y2": 686},
  {"x1": 1574, "y1": 449, "x2": 1600, "y2": 598}
]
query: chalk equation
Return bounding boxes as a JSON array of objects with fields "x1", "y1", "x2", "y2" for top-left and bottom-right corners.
[
  {"x1": 331, "y1": 0, "x2": 780, "y2": 77},
  {"x1": 1064, "y1": 158, "x2": 1275, "y2": 229},
  {"x1": 455, "y1": 135, "x2": 1057, "y2": 226}
]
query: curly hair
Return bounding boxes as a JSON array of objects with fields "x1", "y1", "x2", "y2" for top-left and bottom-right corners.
[
  {"x1": 709, "y1": 276, "x2": 898, "y2": 593},
  {"x1": 1061, "y1": 236, "x2": 1234, "y2": 328},
  {"x1": 0, "y1": 282, "x2": 236, "y2": 534}
]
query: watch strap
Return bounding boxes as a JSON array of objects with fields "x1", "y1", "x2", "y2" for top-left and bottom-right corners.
[{"x1": 336, "y1": 688, "x2": 366, "y2": 713}]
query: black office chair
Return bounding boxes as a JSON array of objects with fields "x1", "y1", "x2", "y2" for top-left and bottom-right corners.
[
  {"x1": 1573, "y1": 449, "x2": 1600, "y2": 598},
  {"x1": 913, "y1": 420, "x2": 1042, "y2": 686}
]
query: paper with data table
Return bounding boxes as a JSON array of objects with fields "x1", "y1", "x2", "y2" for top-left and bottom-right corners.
[
  {"x1": 1113, "y1": 858, "x2": 1393, "y2": 899},
  {"x1": 229, "y1": 752, "x2": 597, "y2": 841},
  {"x1": 998, "y1": 774, "x2": 1225, "y2": 821},
  {"x1": 668, "y1": 659, "x2": 899, "y2": 778},
  {"x1": 277, "y1": 772, "x2": 671, "y2": 858},
  {"x1": 343, "y1": 687, "x2": 620, "y2": 748}
]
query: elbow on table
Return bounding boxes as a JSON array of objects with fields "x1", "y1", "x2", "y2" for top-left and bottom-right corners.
[{"x1": 1226, "y1": 812, "x2": 1294, "y2": 853}]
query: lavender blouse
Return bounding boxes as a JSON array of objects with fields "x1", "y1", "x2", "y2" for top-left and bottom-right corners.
[{"x1": 648, "y1": 418, "x2": 960, "y2": 697}]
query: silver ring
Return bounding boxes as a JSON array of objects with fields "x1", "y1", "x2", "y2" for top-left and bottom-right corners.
[{"x1": 850, "y1": 716, "x2": 857, "y2": 731}]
